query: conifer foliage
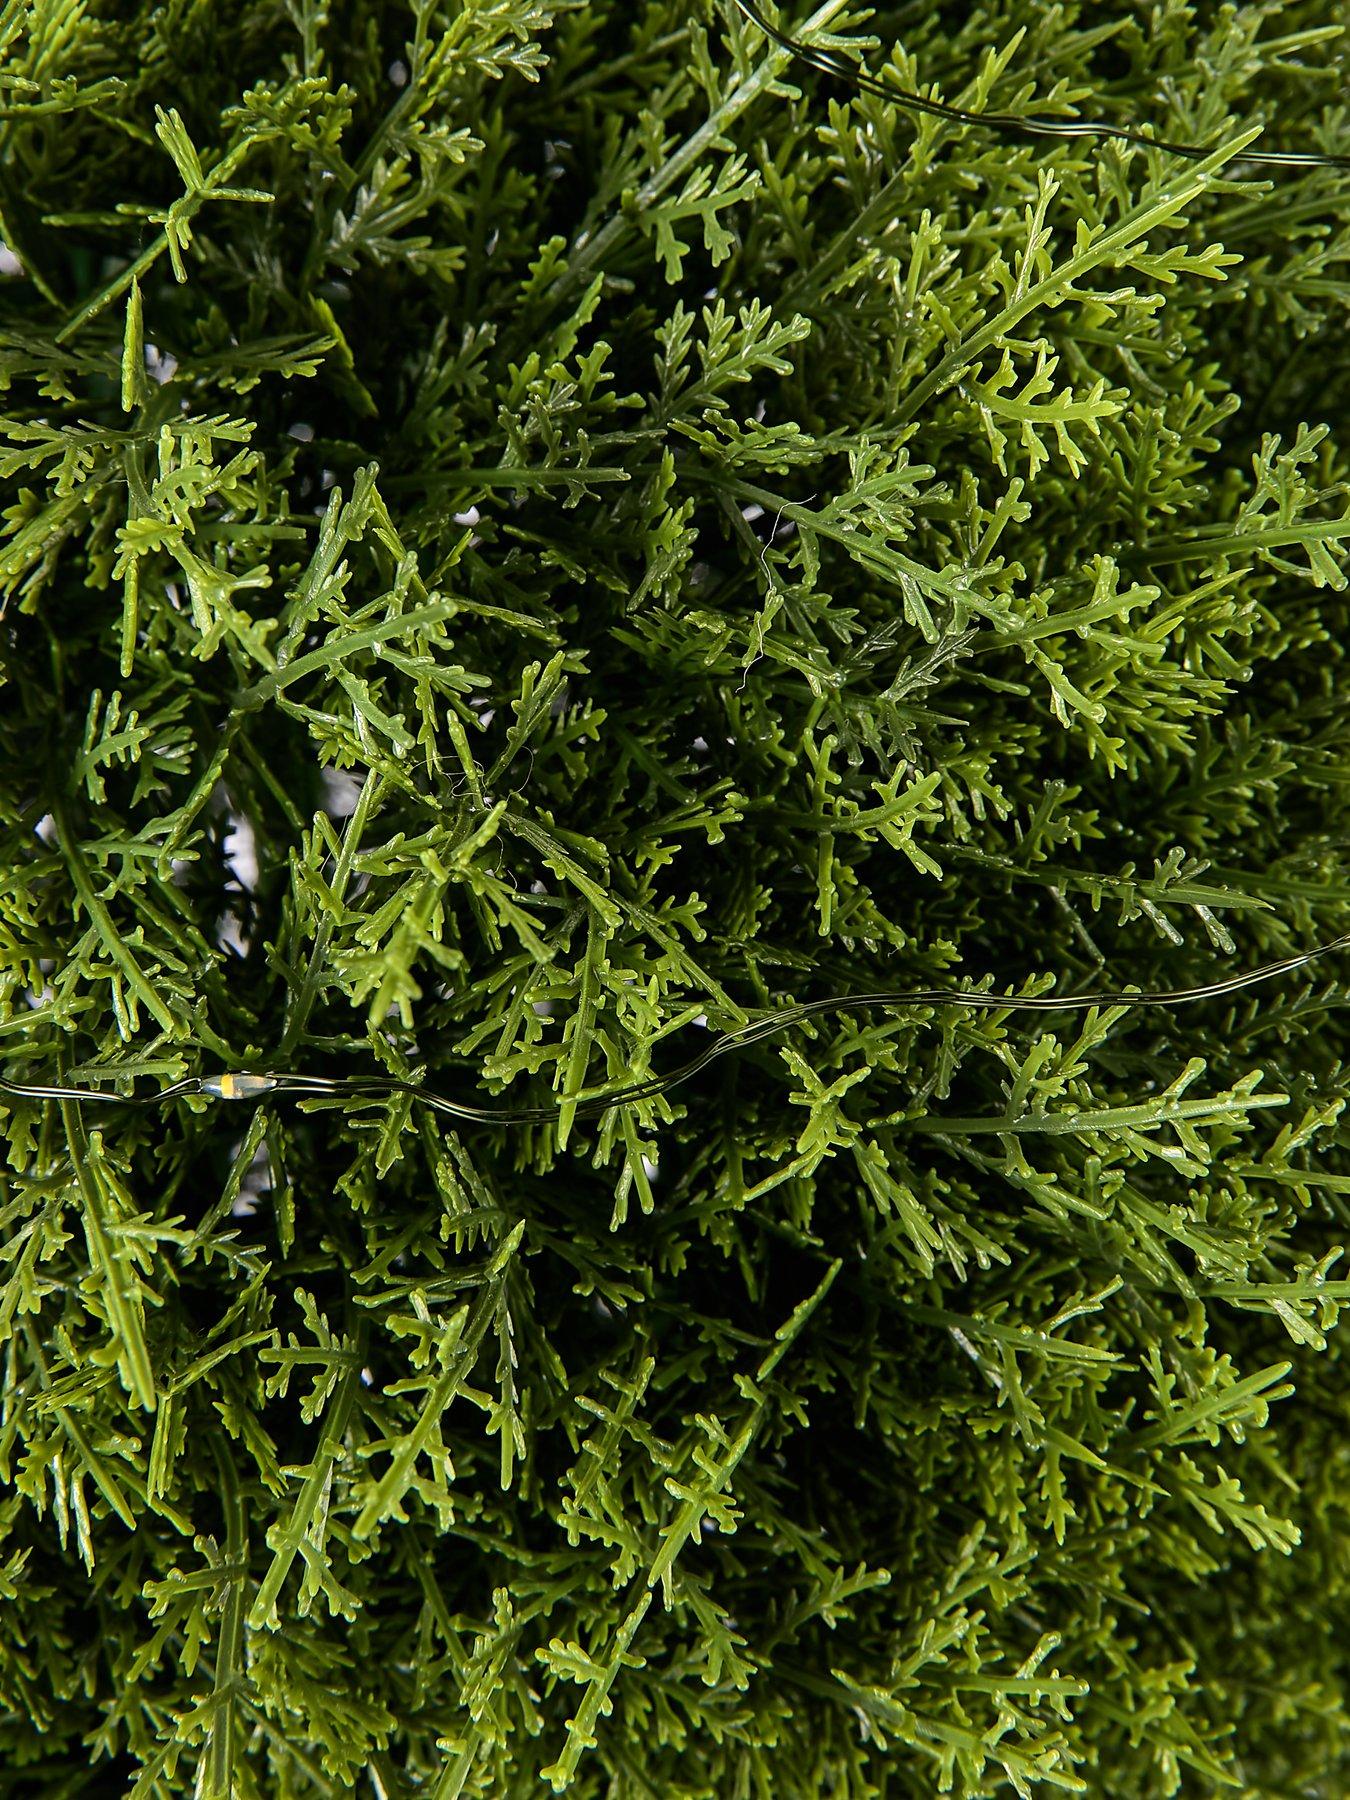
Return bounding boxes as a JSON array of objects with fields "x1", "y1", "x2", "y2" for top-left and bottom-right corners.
[{"x1": 2, "y1": 1, "x2": 1349, "y2": 1793}]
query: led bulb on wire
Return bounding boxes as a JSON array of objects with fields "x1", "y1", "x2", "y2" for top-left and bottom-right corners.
[
  {"x1": 4, "y1": 935, "x2": 1347, "y2": 1129},
  {"x1": 199, "y1": 1074, "x2": 282, "y2": 1101}
]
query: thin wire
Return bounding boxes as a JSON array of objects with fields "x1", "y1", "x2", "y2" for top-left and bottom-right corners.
[
  {"x1": 0, "y1": 1074, "x2": 204, "y2": 1106},
  {"x1": 731, "y1": 0, "x2": 1350, "y2": 171},
  {"x1": 4, "y1": 934, "x2": 1346, "y2": 1127}
]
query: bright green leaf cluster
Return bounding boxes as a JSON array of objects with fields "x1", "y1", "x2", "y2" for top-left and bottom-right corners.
[{"x1": 1, "y1": 1, "x2": 1349, "y2": 1795}]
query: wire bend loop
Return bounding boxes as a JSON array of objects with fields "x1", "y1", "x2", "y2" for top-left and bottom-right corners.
[{"x1": 731, "y1": 0, "x2": 1350, "y2": 171}]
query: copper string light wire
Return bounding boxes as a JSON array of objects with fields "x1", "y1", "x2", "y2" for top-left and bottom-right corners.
[
  {"x1": 729, "y1": 0, "x2": 1350, "y2": 171},
  {"x1": 4, "y1": 936, "x2": 1348, "y2": 1126}
]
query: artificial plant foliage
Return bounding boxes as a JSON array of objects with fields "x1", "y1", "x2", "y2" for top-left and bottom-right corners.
[{"x1": 1, "y1": 0, "x2": 1349, "y2": 1793}]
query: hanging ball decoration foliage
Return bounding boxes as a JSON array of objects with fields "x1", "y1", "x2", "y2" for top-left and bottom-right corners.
[{"x1": 1, "y1": 1, "x2": 1349, "y2": 1795}]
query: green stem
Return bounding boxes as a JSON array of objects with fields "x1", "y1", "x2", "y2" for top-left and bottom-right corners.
[{"x1": 539, "y1": 0, "x2": 855, "y2": 314}]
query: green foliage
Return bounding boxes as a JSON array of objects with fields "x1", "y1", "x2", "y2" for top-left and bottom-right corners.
[{"x1": 1, "y1": 0, "x2": 1349, "y2": 1794}]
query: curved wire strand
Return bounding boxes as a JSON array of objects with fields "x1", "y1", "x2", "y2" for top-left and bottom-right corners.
[
  {"x1": 731, "y1": 0, "x2": 1350, "y2": 171},
  {"x1": 0, "y1": 1073, "x2": 205, "y2": 1107},
  {"x1": 4, "y1": 934, "x2": 1346, "y2": 1127}
]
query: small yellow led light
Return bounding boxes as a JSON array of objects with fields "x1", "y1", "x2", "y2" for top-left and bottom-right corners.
[{"x1": 200, "y1": 1073, "x2": 280, "y2": 1101}]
